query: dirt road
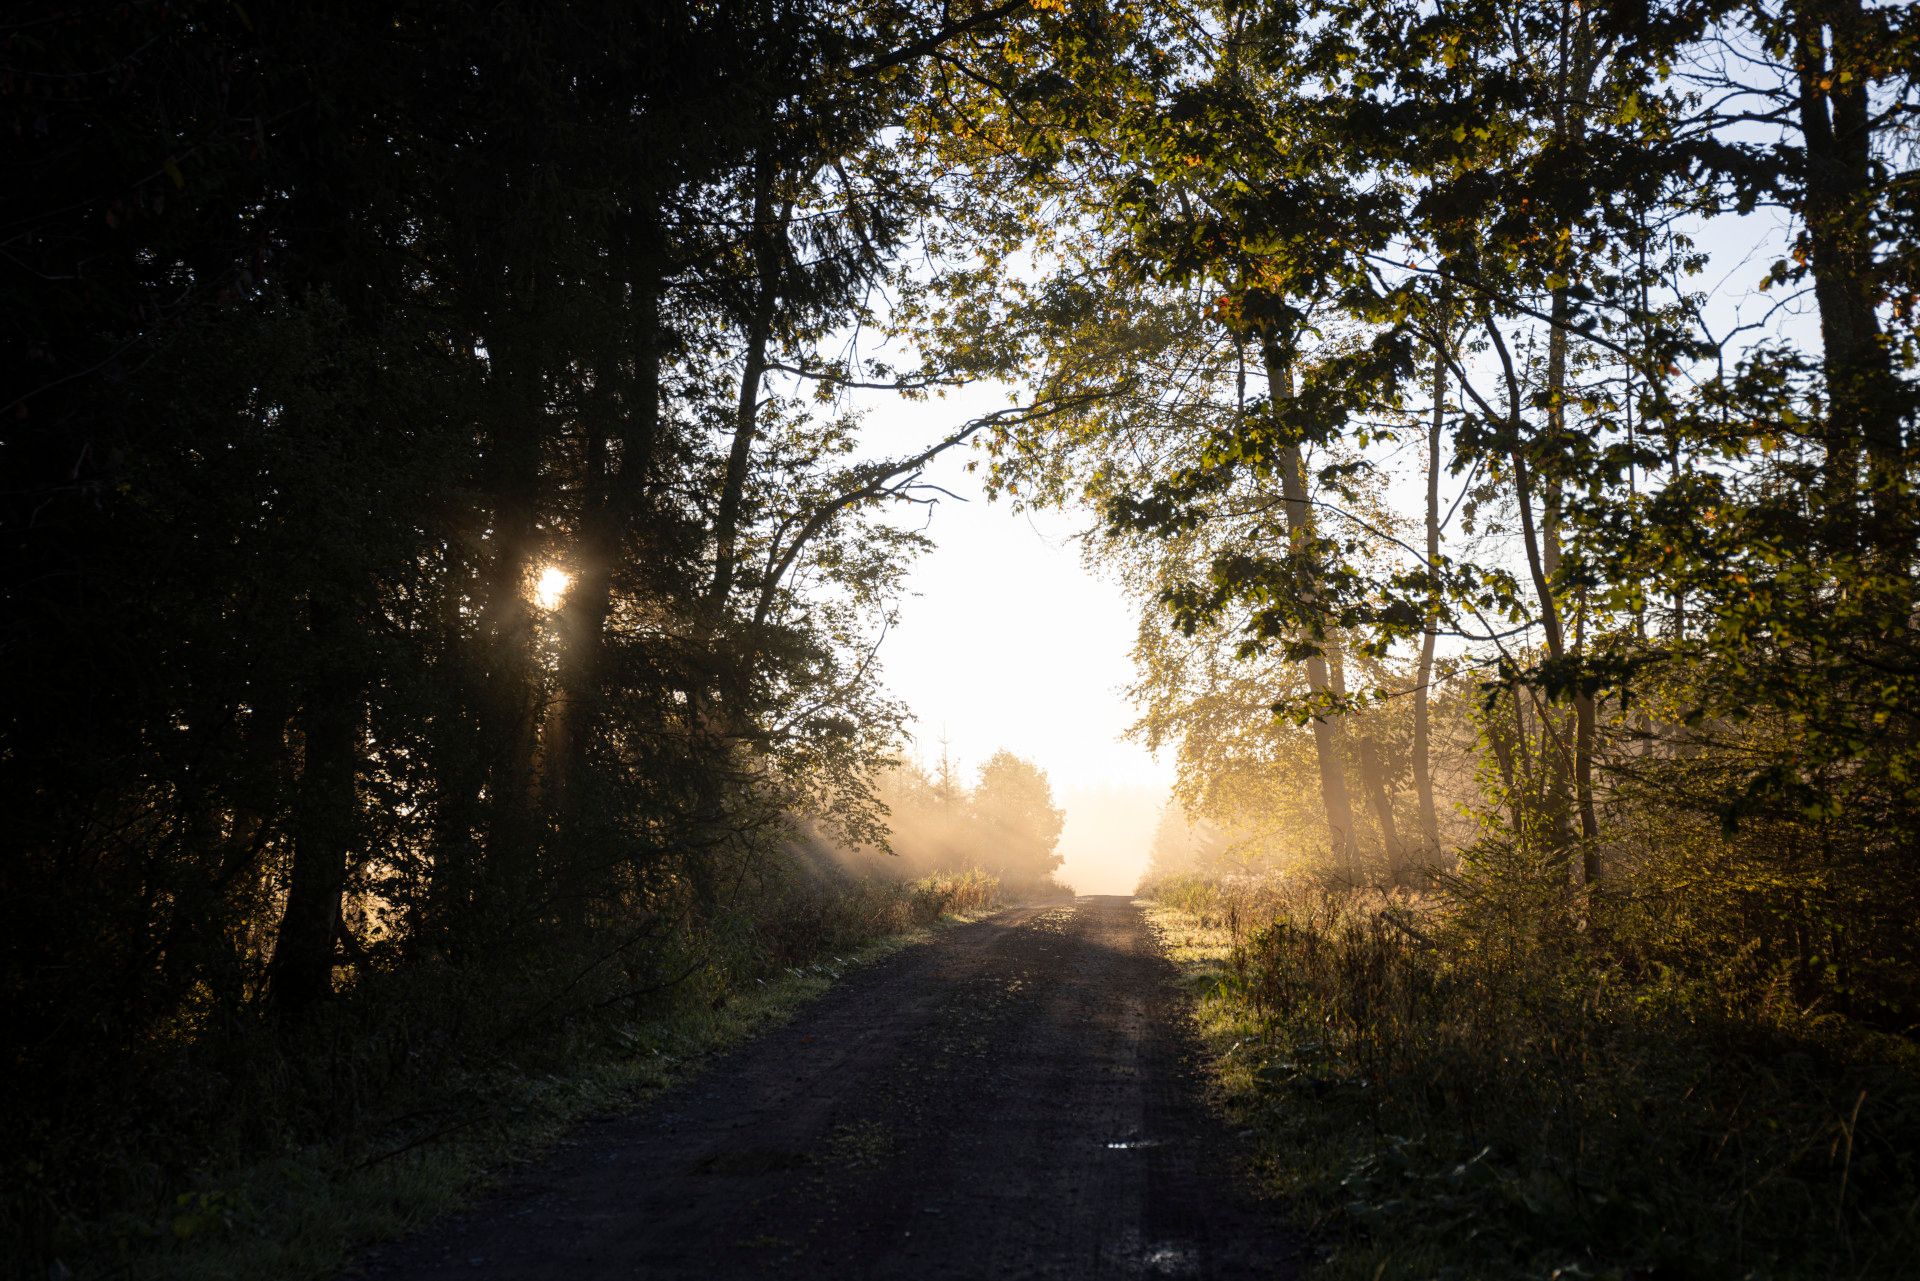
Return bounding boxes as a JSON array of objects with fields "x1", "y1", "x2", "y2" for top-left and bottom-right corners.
[{"x1": 355, "y1": 896, "x2": 1299, "y2": 1280}]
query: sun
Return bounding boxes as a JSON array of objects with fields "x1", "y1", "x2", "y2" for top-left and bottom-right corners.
[{"x1": 533, "y1": 565, "x2": 571, "y2": 611}]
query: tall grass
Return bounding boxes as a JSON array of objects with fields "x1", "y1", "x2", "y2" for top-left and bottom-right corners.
[{"x1": 1141, "y1": 871, "x2": 1920, "y2": 1279}]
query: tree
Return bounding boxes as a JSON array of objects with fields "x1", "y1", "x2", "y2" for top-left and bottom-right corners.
[
  {"x1": 970, "y1": 751, "x2": 1068, "y2": 888},
  {"x1": 933, "y1": 0, "x2": 1917, "y2": 909}
]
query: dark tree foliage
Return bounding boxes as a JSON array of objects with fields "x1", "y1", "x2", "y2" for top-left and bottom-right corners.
[{"x1": 1, "y1": 0, "x2": 1042, "y2": 1258}]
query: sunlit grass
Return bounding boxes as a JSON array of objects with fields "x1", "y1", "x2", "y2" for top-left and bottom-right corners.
[{"x1": 1142, "y1": 878, "x2": 1920, "y2": 1281}]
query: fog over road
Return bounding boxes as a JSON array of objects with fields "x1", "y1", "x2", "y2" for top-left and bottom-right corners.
[{"x1": 356, "y1": 897, "x2": 1300, "y2": 1280}]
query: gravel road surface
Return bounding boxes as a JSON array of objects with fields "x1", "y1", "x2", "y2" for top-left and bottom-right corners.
[{"x1": 354, "y1": 895, "x2": 1299, "y2": 1280}]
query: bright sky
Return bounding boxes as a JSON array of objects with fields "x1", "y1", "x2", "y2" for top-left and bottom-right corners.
[{"x1": 861, "y1": 385, "x2": 1173, "y2": 895}]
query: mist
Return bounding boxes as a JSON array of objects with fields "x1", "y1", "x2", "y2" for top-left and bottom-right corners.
[{"x1": 1054, "y1": 784, "x2": 1167, "y2": 895}]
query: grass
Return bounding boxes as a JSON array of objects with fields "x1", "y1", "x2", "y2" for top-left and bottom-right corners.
[
  {"x1": 64, "y1": 883, "x2": 1001, "y2": 1281},
  {"x1": 1140, "y1": 874, "x2": 1920, "y2": 1281}
]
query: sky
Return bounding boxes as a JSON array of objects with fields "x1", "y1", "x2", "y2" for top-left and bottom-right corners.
[{"x1": 859, "y1": 385, "x2": 1173, "y2": 895}]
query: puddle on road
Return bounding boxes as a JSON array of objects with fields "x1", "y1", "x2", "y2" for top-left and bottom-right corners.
[{"x1": 1143, "y1": 1242, "x2": 1198, "y2": 1276}]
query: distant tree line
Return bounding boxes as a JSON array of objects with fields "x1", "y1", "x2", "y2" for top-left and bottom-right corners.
[{"x1": 847, "y1": 750, "x2": 1068, "y2": 895}]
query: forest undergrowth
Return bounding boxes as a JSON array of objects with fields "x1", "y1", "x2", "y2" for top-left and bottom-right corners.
[
  {"x1": 1143, "y1": 872, "x2": 1920, "y2": 1281},
  {"x1": 13, "y1": 869, "x2": 1003, "y2": 1281}
]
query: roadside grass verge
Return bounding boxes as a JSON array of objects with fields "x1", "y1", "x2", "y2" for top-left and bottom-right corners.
[
  {"x1": 44, "y1": 871, "x2": 1002, "y2": 1281},
  {"x1": 1140, "y1": 874, "x2": 1920, "y2": 1281}
]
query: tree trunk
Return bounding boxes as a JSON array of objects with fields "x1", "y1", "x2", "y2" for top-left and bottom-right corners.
[
  {"x1": 423, "y1": 539, "x2": 486, "y2": 946},
  {"x1": 1487, "y1": 697, "x2": 1517, "y2": 798},
  {"x1": 1502, "y1": 347, "x2": 1578, "y2": 866},
  {"x1": 477, "y1": 333, "x2": 546, "y2": 909},
  {"x1": 1574, "y1": 597, "x2": 1601, "y2": 883},
  {"x1": 1263, "y1": 340, "x2": 1358, "y2": 878},
  {"x1": 1413, "y1": 302, "x2": 1446, "y2": 860},
  {"x1": 1791, "y1": 0, "x2": 1906, "y2": 559},
  {"x1": 547, "y1": 231, "x2": 664, "y2": 895},
  {"x1": 543, "y1": 420, "x2": 609, "y2": 849},
  {"x1": 1544, "y1": 280, "x2": 1602, "y2": 868},
  {"x1": 706, "y1": 155, "x2": 782, "y2": 633},
  {"x1": 1543, "y1": 0, "x2": 1601, "y2": 875},
  {"x1": 1331, "y1": 649, "x2": 1405, "y2": 882},
  {"x1": 1542, "y1": 295, "x2": 1568, "y2": 586},
  {"x1": 268, "y1": 596, "x2": 361, "y2": 1012},
  {"x1": 1510, "y1": 690, "x2": 1536, "y2": 836},
  {"x1": 158, "y1": 687, "x2": 288, "y2": 1000}
]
